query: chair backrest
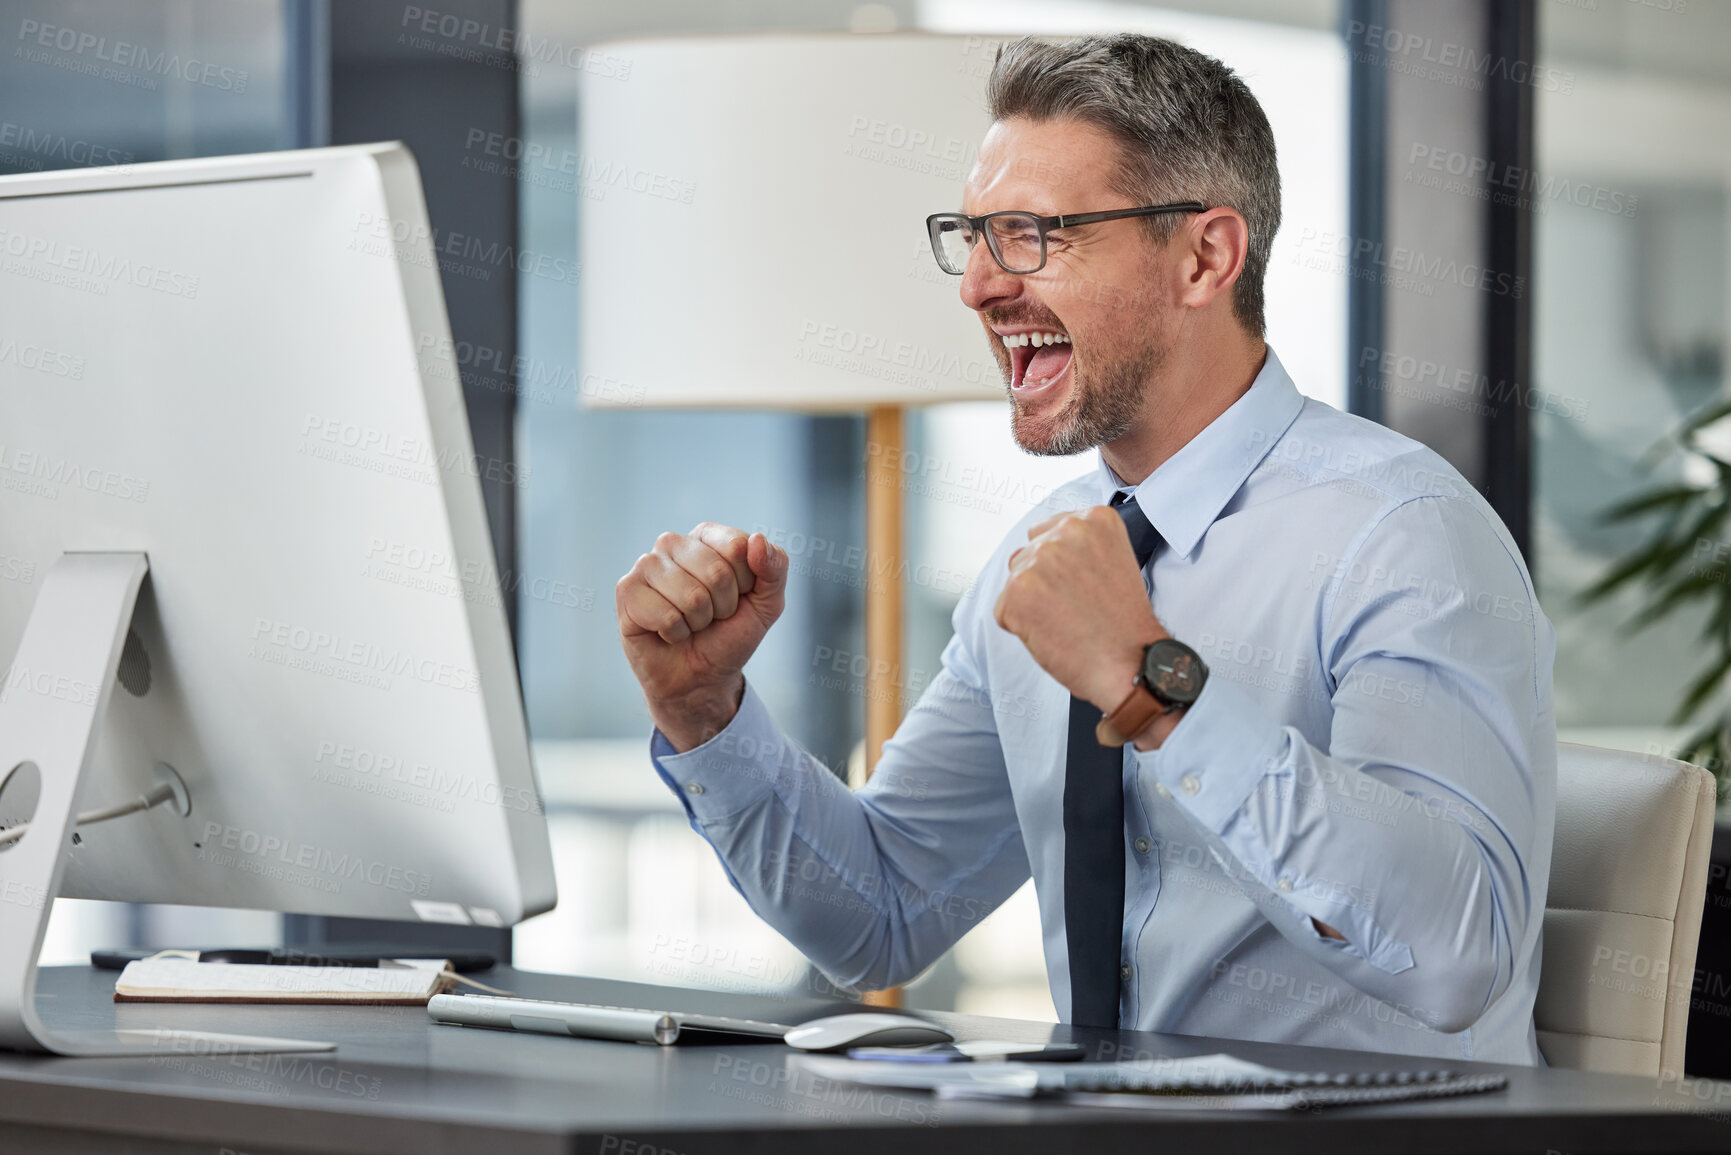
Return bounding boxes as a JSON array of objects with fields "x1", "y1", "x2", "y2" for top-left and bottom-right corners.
[{"x1": 1536, "y1": 742, "x2": 1717, "y2": 1076}]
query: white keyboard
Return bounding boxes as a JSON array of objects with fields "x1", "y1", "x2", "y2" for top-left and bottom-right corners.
[{"x1": 428, "y1": 993, "x2": 793, "y2": 1045}]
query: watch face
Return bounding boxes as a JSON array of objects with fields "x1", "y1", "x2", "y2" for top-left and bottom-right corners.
[{"x1": 1142, "y1": 638, "x2": 1207, "y2": 705}]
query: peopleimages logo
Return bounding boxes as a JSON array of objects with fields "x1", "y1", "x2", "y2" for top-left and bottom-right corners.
[
  {"x1": 462, "y1": 130, "x2": 695, "y2": 205},
  {"x1": 1293, "y1": 227, "x2": 1525, "y2": 299},
  {"x1": 398, "y1": 6, "x2": 632, "y2": 79},
  {"x1": 0, "y1": 335, "x2": 84, "y2": 379},
  {"x1": 1345, "y1": 19, "x2": 1575, "y2": 94},
  {"x1": 299, "y1": 413, "x2": 531, "y2": 490},
  {"x1": 842, "y1": 114, "x2": 977, "y2": 182},
  {"x1": 349, "y1": 211, "x2": 578, "y2": 286},
  {"x1": 794, "y1": 319, "x2": 1001, "y2": 393},
  {"x1": 2, "y1": 664, "x2": 98, "y2": 708},
  {"x1": 0, "y1": 120, "x2": 133, "y2": 169},
  {"x1": 313, "y1": 739, "x2": 544, "y2": 816},
  {"x1": 16, "y1": 18, "x2": 250, "y2": 92},
  {"x1": 248, "y1": 617, "x2": 481, "y2": 694},
  {"x1": 0, "y1": 443, "x2": 150, "y2": 503},
  {"x1": 1406, "y1": 144, "x2": 1637, "y2": 219},
  {"x1": 0, "y1": 226, "x2": 200, "y2": 299},
  {"x1": 1356, "y1": 345, "x2": 1591, "y2": 423},
  {"x1": 198, "y1": 822, "x2": 433, "y2": 897}
]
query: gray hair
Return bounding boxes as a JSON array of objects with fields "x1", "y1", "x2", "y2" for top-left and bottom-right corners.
[{"x1": 987, "y1": 34, "x2": 1281, "y2": 335}]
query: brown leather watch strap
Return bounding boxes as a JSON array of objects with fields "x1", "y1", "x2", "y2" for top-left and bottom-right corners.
[{"x1": 1095, "y1": 681, "x2": 1165, "y2": 747}]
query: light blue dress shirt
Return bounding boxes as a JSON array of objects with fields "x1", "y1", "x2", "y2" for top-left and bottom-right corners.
[{"x1": 651, "y1": 348, "x2": 1556, "y2": 1064}]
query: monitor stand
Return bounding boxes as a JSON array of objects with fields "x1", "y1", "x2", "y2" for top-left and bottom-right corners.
[{"x1": 0, "y1": 552, "x2": 333, "y2": 1056}]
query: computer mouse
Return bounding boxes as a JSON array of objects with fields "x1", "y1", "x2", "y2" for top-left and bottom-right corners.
[{"x1": 783, "y1": 1012, "x2": 955, "y2": 1052}]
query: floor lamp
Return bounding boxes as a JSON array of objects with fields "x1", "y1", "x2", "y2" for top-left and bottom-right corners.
[{"x1": 578, "y1": 33, "x2": 1000, "y2": 1004}]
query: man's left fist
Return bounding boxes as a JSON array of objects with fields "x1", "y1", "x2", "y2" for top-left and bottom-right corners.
[{"x1": 993, "y1": 505, "x2": 1167, "y2": 713}]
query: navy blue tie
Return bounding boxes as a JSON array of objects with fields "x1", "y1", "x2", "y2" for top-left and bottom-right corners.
[{"x1": 1064, "y1": 492, "x2": 1160, "y2": 1028}]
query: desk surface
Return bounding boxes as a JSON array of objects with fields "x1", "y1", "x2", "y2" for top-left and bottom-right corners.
[{"x1": 1, "y1": 965, "x2": 1728, "y2": 1154}]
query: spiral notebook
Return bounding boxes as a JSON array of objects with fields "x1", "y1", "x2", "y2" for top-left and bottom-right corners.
[{"x1": 794, "y1": 1052, "x2": 1508, "y2": 1112}]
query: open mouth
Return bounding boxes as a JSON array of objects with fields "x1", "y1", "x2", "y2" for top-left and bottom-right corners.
[{"x1": 1003, "y1": 330, "x2": 1073, "y2": 394}]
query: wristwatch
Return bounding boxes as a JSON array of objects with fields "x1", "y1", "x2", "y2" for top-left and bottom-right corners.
[{"x1": 1095, "y1": 637, "x2": 1209, "y2": 747}]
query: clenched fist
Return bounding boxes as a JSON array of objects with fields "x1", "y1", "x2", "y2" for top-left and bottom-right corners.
[
  {"x1": 995, "y1": 506, "x2": 1168, "y2": 738},
  {"x1": 617, "y1": 522, "x2": 788, "y2": 752}
]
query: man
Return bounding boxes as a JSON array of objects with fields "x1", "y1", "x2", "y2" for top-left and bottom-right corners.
[{"x1": 616, "y1": 34, "x2": 1555, "y2": 1063}]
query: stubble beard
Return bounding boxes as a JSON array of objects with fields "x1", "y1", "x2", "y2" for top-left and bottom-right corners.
[{"x1": 1001, "y1": 327, "x2": 1166, "y2": 458}]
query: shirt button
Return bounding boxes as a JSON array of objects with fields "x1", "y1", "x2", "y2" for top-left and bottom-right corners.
[
  {"x1": 1180, "y1": 775, "x2": 1200, "y2": 796},
  {"x1": 1155, "y1": 783, "x2": 1172, "y2": 800},
  {"x1": 686, "y1": 782, "x2": 705, "y2": 796},
  {"x1": 1276, "y1": 876, "x2": 1293, "y2": 893},
  {"x1": 1119, "y1": 964, "x2": 1134, "y2": 982},
  {"x1": 1134, "y1": 837, "x2": 1152, "y2": 855}
]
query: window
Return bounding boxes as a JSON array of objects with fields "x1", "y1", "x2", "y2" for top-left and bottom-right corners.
[{"x1": 1532, "y1": 3, "x2": 1731, "y2": 752}]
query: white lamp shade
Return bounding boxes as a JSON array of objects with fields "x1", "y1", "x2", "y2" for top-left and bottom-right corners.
[{"x1": 578, "y1": 34, "x2": 1005, "y2": 410}]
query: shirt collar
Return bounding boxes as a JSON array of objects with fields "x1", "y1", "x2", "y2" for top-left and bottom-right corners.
[{"x1": 1093, "y1": 346, "x2": 1306, "y2": 560}]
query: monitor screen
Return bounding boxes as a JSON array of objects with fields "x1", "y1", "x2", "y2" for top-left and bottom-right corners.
[{"x1": 0, "y1": 144, "x2": 556, "y2": 930}]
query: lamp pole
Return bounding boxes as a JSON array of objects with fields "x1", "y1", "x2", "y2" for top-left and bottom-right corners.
[{"x1": 862, "y1": 403, "x2": 906, "y2": 1008}]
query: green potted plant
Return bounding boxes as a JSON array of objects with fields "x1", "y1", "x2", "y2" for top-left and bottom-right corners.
[{"x1": 1578, "y1": 398, "x2": 1731, "y2": 798}]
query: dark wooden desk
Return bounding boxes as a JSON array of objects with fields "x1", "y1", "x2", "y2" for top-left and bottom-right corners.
[{"x1": 1, "y1": 964, "x2": 1728, "y2": 1154}]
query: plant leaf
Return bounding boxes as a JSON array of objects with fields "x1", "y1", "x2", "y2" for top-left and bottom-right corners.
[
  {"x1": 1674, "y1": 648, "x2": 1731, "y2": 722},
  {"x1": 1599, "y1": 484, "x2": 1707, "y2": 524}
]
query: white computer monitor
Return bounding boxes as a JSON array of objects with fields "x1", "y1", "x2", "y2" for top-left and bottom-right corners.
[{"x1": 0, "y1": 144, "x2": 556, "y2": 1055}]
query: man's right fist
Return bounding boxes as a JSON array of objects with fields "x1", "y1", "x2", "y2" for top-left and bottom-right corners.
[{"x1": 616, "y1": 523, "x2": 788, "y2": 751}]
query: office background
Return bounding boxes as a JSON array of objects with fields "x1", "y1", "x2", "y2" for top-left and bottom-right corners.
[{"x1": 1, "y1": 0, "x2": 1727, "y2": 1067}]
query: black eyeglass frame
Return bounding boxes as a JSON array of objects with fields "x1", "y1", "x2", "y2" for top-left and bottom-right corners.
[{"x1": 925, "y1": 202, "x2": 1211, "y2": 275}]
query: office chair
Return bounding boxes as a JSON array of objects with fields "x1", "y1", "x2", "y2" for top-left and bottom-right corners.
[{"x1": 1535, "y1": 742, "x2": 1717, "y2": 1076}]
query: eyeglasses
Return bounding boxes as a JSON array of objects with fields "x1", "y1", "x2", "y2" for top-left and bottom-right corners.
[{"x1": 925, "y1": 203, "x2": 1209, "y2": 276}]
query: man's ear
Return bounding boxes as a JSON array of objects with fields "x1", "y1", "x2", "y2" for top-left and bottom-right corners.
[{"x1": 1178, "y1": 207, "x2": 1249, "y2": 312}]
